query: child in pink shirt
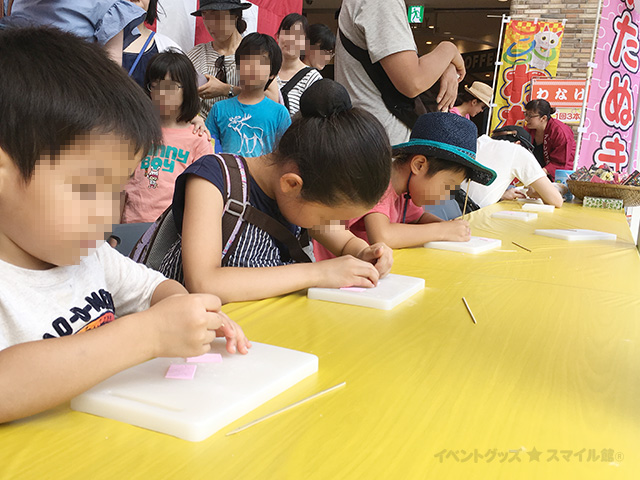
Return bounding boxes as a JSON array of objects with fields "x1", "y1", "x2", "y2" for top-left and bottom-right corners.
[
  {"x1": 122, "y1": 50, "x2": 213, "y2": 223},
  {"x1": 314, "y1": 112, "x2": 497, "y2": 259}
]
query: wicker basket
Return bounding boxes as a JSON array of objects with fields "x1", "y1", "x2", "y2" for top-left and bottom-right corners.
[{"x1": 567, "y1": 180, "x2": 640, "y2": 207}]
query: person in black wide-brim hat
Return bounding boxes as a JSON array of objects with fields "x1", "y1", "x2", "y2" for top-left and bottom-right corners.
[
  {"x1": 190, "y1": 0, "x2": 252, "y2": 17},
  {"x1": 187, "y1": 0, "x2": 252, "y2": 118}
]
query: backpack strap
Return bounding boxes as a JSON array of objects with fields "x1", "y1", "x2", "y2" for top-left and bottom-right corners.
[
  {"x1": 242, "y1": 208, "x2": 312, "y2": 263},
  {"x1": 216, "y1": 153, "x2": 312, "y2": 264},
  {"x1": 216, "y1": 153, "x2": 251, "y2": 262},
  {"x1": 280, "y1": 67, "x2": 314, "y2": 111},
  {"x1": 128, "y1": 205, "x2": 177, "y2": 270},
  {"x1": 338, "y1": 29, "x2": 420, "y2": 128}
]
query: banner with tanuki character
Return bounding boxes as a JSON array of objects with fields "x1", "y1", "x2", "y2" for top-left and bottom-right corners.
[{"x1": 490, "y1": 20, "x2": 565, "y2": 132}]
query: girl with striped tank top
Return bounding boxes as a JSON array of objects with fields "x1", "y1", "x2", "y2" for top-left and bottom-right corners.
[{"x1": 160, "y1": 79, "x2": 394, "y2": 304}]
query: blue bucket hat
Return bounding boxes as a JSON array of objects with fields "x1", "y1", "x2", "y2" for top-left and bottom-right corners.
[{"x1": 393, "y1": 112, "x2": 496, "y2": 186}]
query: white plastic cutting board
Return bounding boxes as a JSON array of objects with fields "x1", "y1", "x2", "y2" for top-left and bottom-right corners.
[
  {"x1": 424, "y1": 236, "x2": 502, "y2": 254},
  {"x1": 491, "y1": 210, "x2": 538, "y2": 221},
  {"x1": 534, "y1": 229, "x2": 617, "y2": 241},
  {"x1": 517, "y1": 197, "x2": 543, "y2": 204},
  {"x1": 70, "y1": 340, "x2": 318, "y2": 442},
  {"x1": 522, "y1": 203, "x2": 555, "y2": 213},
  {"x1": 307, "y1": 274, "x2": 424, "y2": 310}
]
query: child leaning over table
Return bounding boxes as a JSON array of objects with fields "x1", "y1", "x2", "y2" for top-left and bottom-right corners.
[
  {"x1": 0, "y1": 27, "x2": 250, "y2": 424},
  {"x1": 313, "y1": 112, "x2": 497, "y2": 257},
  {"x1": 205, "y1": 32, "x2": 291, "y2": 157}
]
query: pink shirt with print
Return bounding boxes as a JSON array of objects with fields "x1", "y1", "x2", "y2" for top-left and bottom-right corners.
[
  {"x1": 121, "y1": 127, "x2": 214, "y2": 223},
  {"x1": 313, "y1": 182, "x2": 425, "y2": 261}
]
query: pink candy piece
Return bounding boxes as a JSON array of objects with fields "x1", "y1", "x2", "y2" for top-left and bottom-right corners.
[
  {"x1": 165, "y1": 364, "x2": 197, "y2": 380},
  {"x1": 186, "y1": 353, "x2": 223, "y2": 363},
  {"x1": 340, "y1": 286, "x2": 367, "y2": 292}
]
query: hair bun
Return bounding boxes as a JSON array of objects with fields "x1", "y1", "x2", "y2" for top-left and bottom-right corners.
[{"x1": 299, "y1": 79, "x2": 352, "y2": 118}]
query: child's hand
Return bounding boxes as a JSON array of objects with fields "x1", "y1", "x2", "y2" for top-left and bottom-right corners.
[
  {"x1": 213, "y1": 312, "x2": 251, "y2": 355},
  {"x1": 190, "y1": 115, "x2": 211, "y2": 140},
  {"x1": 315, "y1": 255, "x2": 380, "y2": 288},
  {"x1": 501, "y1": 188, "x2": 527, "y2": 201},
  {"x1": 144, "y1": 293, "x2": 227, "y2": 359},
  {"x1": 357, "y1": 243, "x2": 393, "y2": 278},
  {"x1": 440, "y1": 219, "x2": 471, "y2": 242}
]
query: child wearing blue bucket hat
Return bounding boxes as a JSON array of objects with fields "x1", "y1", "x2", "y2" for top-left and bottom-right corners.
[{"x1": 314, "y1": 112, "x2": 496, "y2": 258}]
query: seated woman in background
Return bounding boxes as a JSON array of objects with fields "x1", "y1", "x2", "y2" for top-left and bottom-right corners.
[{"x1": 524, "y1": 98, "x2": 577, "y2": 181}]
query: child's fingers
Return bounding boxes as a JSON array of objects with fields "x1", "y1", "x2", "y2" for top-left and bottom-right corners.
[
  {"x1": 191, "y1": 293, "x2": 222, "y2": 314},
  {"x1": 356, "y1": 261, "x2": 380, "y2": 286}
]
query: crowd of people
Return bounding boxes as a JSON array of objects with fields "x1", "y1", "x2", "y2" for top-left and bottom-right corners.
[{"x1": 0, "y1": 0, "x2": 576, "y2": 423}]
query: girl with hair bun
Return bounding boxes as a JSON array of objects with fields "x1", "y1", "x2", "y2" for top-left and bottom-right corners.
[
  {"x1": 160, "y1": 79, "x2": 394, "y2": 304},
  {"x1": 524, "y1": 98, "x2": 576, "y2": 180}
]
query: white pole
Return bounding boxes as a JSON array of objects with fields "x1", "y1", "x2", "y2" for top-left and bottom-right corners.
[
  {"x1": 574, "y1": 0, "x2": 603, "y2": 170},
  {"x1": 487, "y1": 14, "x2": 509, "y2": 135}
]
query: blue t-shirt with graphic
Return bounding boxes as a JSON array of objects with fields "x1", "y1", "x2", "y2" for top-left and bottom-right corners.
[{"x1": 205, "y1": 96, "x2": 291, "y2": 157}]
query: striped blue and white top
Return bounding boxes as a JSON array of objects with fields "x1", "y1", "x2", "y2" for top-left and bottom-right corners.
[{"x1": 159, "y1": 155, "x2": 305, "y2": 282}]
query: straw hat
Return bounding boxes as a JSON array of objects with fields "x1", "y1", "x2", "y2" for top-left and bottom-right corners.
[{"x1": 464, "y1": 81, "x2": 493, "y2": 107}]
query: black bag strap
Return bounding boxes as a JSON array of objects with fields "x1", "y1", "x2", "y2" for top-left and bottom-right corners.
[
  {"x1": 280, "y1": 66, "x2": 314, "y2": 111},
  {"x1": 243, "y1": 207, "x2": 312, "y2": 263},
  {"x1": 216, "y1": 154, "x2": 312, "y2": 264},
  {"x1": 338, "y1": 29, "x2": 420, "y2": 128}
]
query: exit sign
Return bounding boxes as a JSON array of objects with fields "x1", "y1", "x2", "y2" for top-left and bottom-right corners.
[{"x1": 408, "y1": 5, "x2": 424, "y2": 24}]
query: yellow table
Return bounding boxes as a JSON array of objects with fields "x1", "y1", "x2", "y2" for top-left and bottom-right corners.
[{"x1": 2, "y1": 202, "x2": 639, "y2": 479}]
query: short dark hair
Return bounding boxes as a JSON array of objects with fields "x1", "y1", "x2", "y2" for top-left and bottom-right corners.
[
  {"x1": 277, "y1": 13, "x2": 309, "y2": 37},
  {"x1": 454, "y1": 89, "x2": 479, "y2": 107},
  {"x1": 274, "y1": 108, "x2": 391, "y2": 207},
  {"x1": 0, "y1": 27, "x2": 162, "y2": 181},
  {"x1": 235, "y1": 33, "x2": 282, "y2": 90},
  {"x1": 394, "y1": 153, "x2": 473, "y2": 180},
  {"x1": 525, "y1": 98, "x2": 556, "y2": 120},
  {"x1": 145, "y1": 49, "x2": 201, "y2": 123},
  {"x1": 308, "y1": 23, "x2": 335, "y2": 51}
]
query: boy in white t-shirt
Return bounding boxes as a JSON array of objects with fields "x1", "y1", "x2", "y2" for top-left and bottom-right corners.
[
  {"x1": 0, "y1": 27, "x2": 250, "y2": 423},
  {"x1": 463, "y1": 126, "x2": 564, "y2": 209}
]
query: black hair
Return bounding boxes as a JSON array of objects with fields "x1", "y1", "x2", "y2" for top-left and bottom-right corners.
[
  {"x1": 308, "y1": 23, "x2": 335, "y2": 51},
  {"x1": 525, "y1": 99, "x2": 556, "y2": 120},
  {"x1": 235, "y1": 33, "x2": 282, "y2": 90},
  {"x1": 394, "y1": 153, "x2": 473, "y2": 180},
  {"x1": 274, "y1": 108, "x2": 391, "y2": 207},
  {"x1": 277, "y1": 13, "x2": 309, "y2": 37},
  {"x1": 145, "y1": 49, "x2": 201, "y2": 123},
  {"x1": 145, "y1": 0, "x2": 158, "y2": 25},
  {"x1": 454, "y1": 89, "x2": 480, "y2": 107},
  {"x1": 230, "y1": 8, "x2": 247, "y2": 34},
  {"x1": 0, "y1": 27, "x2": 162, "y2": 181}
]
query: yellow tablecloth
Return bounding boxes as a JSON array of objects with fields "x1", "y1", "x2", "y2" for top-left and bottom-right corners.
[{"x1": 2, "y1": 202, "x2": 639, "y2": 479}]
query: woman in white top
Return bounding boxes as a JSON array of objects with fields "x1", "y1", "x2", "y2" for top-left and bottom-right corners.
[{"x1": 277, "y1": 13, "x2": 322, "y2": 116}]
